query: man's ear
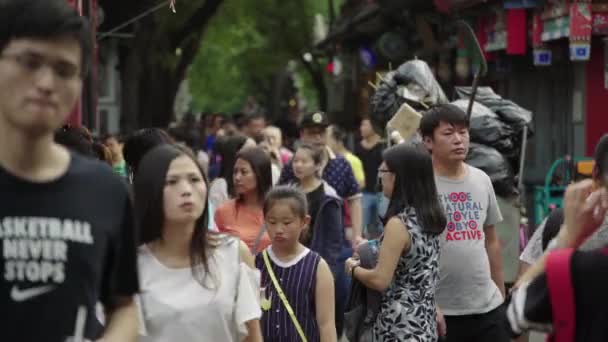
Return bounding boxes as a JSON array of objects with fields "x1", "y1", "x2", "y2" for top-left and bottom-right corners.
[{"x1": 423, "y1": 135, "x2": 433, "y2": 152}]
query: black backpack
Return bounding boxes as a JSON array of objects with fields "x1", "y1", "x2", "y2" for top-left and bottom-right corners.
[{"x1": 344, "y1": 240, "x2": 382, "y2": 342}]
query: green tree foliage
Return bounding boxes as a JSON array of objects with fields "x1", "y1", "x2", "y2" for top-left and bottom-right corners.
[{"x1": 188, "y1": 0, "x2": 328, "y2": 113}]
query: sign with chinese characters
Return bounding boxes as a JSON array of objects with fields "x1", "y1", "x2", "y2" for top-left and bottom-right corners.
[
  {"x1": 570, "y1": 42, "x2": 591, "y2": 61},
  {"x1": 569, "y1": 3, "x2": 592, "y2": 62},
  {"x1": 533, "y1": 49, "x2": 552, "y2": 66},
  {"x1": 593, "y1": 13, "x2": 608, "y2": 35},
  {"x1": 569, "y1": 3, "x2": 592, "y2": 41}
]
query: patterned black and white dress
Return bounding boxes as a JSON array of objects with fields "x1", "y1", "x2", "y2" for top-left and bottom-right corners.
[{"x1": 373, "y1": 207, "x2": 442, "y2": 342}]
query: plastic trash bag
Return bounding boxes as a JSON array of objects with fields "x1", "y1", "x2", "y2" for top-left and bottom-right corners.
[
  {"x1": 369, "y1": 70, "x2": 404, "y2": 129},
  {"x1": 451, "y1": 99, "x2": 515, "y2": 153},
  {"x1": 455, "y1": 86, "x2": 533, "y2": 132},
  {"x1": 394, "y1": 59, "x2": 449, "y2": 106},
  {"x1": 466, "y1": 143, "x2": 516, "y2": 197},
  {"x1": 370, "y1": 59, "x2": 448, "y2": 130}
]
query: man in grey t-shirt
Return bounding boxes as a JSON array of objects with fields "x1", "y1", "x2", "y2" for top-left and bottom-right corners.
[{"x1": 421, "y1": 104, "x2": 509, "y2": 342}]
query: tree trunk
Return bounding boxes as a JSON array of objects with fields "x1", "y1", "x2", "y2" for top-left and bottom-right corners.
[
  {"x1": 116, "y1": 0, "x2": 224, "y2": 131},
  {"x1": 119, "y1": 30, "x2": 143, "y2": 132},
  {"x1": 300, "y1": 57, "x2": 328, "y2": 111}
]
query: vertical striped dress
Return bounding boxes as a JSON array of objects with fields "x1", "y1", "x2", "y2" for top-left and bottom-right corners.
[{"x1": 255, "y1": 246, "x2": 321, "y2": 342}]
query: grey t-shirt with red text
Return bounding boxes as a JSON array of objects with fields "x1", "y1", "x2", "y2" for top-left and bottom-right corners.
[{"x1": 435, "y1": 165, "x2": 504, "y2": 316}]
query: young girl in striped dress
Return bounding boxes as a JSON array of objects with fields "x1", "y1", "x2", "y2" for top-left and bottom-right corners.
[{"x1": 255, "y1": 186, "x2": 337, "y2": 342}]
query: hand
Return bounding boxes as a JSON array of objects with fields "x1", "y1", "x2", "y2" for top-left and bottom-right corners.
[
  {"x1": 560, "y1": 179, "x2": 608, "y2": 247},
  {"x1": 352, "y1": 236, "x2": 367, "y2": 251},
  {"x1": 345, "y1": 257, "x2": 360, "y2": 276},
  {"x1": 436, "y1": 307, "x2": 447, "y2": 338}
]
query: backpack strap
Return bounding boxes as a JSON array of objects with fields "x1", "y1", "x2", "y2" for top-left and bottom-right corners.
[
  {"x1": 251, "y1": 224, "x2": 266, "y2": 255},
  {"x1": 545, "y1": 248, "x2": 576, "y2": 342}
]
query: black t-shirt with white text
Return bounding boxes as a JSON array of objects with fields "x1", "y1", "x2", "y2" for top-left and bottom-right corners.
[{"x1": 0, "y1": 153, "x2": 139, "y2": 341}]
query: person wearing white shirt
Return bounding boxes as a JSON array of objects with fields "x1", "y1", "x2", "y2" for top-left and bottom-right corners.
[{"x1": 132, "y1": 144, "x2": 263, "y2": 342}]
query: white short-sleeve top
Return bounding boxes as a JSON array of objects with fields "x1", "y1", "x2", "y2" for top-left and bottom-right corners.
[{"x1": 137, "y1": 236, "x2": 261, "y2": 342}]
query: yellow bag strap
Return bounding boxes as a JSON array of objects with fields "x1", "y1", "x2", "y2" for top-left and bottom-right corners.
[{"x1": 262, "y1": 250, "x2": 308, "y2": 342}]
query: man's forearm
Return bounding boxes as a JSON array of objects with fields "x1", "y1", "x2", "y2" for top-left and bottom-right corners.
[
  {"x1": 103, "y1": 297, "x2": 138, "y2": 342},
  {"x1": 348, "y1": 196, "x2": 363, "y2": 241},
  {"x1": 487, "y1": 239, "x2": 506, "y2": 297}
]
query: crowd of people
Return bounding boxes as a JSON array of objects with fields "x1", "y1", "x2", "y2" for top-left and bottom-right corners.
[{"x1": 2, "y1": 1, "x2": 608, "y2": 342}]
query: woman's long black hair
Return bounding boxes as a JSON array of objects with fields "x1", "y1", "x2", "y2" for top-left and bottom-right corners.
[
  {"x1": 383, "y1": 144, "x2": 447, "y2": 235},
  {"x1": 214, "y1": 134, "x2": 249, "y2": 196},
  {"x1": 133, "y1": 144, "x2": 214, "y2": 285}
]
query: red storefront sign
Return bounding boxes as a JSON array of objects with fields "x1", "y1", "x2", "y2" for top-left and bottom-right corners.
[
  {"x1": 570, "y1": 3, "x2": 593, "y2": 41},
  {"x1": 532, "y1": 13, "x2": 544, "y2": 48},
  {"x1": 593, "y1": 13, "x2": 608, "y2": 35},
  {"x1": 507, "y1": 9, "x2": 527, "y2": 55}
]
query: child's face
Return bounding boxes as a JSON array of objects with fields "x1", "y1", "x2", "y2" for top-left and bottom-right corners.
[
  {"x1": 293, "y1": 149, "x2": 318, "y2": 180},
  {"x1": 265, "y1": 201, "x2": 310, "y2": 247}
]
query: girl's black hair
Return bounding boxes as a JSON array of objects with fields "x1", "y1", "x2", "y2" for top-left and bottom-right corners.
[
  {"x1": 383, "y1": 144, "x2": 447, "y2": 235},
  {"x1": 264, "y1": 185, "x2": 308, "y2": 219},
  {"x1": 133, "y1": 144, "x2": 214, "y2": 285},
  {"x1": 234, "y1": 147, "x2": 272, "y2": 203}
]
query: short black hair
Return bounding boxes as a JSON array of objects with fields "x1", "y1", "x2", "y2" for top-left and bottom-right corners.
[
  {"x1": 123, "y1": 128, "x2": 174, "y2": 176},
  {"x1": 54, "y1": 125, "x2": 94, "y2": 157},
  {"x1": 541, "y1": 208, "x2": 564, "y2": 251},
  {"x1": 593, "y1": 134, "x2": 608, "y2": 178},
  {"x1": 329, "y1": 125, "x2": 348, "y2": 146},
  {"x1": 419, "y1": 104, "x2": 469, "y2": 139},
  {"x1": 245, "y1": 112, "x2": 266, "y2": 123},
  {"x1": 0, "y1": 0, "x2": 93, "y2": 77},
  {"x1": 232, "y1": 112, "x2": 246, "y2": 129},
  {"x1": 101, "y1": 133, "x2": 123, "y2": 144}
]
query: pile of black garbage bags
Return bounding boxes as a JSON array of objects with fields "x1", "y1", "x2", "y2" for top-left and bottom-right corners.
[
  {"x1": 453, "y1": 87, "x2": 533, "y2": 197},
  {"x1": 370, "y1": 59, "x2": 533, "y2": 198}
]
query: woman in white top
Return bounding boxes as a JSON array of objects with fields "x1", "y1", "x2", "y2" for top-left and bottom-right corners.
[{"x1": 133, "y1": 144, "x2": 263, "y2": 342}]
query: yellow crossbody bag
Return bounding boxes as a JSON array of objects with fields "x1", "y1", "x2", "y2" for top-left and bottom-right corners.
[{"x1": 262, "y1": 250, "x2": 308, "y2": 342}]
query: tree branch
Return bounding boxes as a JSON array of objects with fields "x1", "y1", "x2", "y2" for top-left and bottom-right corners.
[
  {"x1": 171, "y1": 0, "x2": 224, "y2": 50},
  {"x1": 300, "y1": 55, "x2": 327, "y2": 111}
]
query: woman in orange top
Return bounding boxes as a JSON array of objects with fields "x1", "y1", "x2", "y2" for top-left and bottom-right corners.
[{"x1": 215, "y1": 147, "x2": 273, "y2": 254}]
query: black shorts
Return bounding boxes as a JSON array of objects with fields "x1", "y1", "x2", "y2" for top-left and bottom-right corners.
[{"x1": 443, "y1": 305, "x2": 510, "y2": 342}]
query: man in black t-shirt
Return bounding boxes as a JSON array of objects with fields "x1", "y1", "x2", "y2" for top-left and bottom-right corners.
[
  {"x1": 0, "y1": 1, "x2": 139, "y2": 341},
  {"x1": 354, "y1": 118, "x2": 386, "y2": 238}
]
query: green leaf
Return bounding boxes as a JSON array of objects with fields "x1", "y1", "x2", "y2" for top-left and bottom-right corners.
[{"x1": 188, "y1": 0, "x2": 329, "y2": 113}]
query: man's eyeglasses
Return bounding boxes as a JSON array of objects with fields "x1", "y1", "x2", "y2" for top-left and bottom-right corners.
[{"x1": 0, "y1": 51, "x2": 80, "y2": 81}]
